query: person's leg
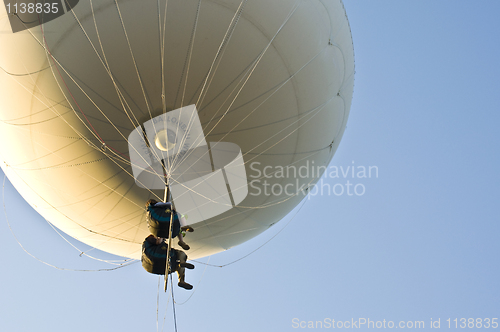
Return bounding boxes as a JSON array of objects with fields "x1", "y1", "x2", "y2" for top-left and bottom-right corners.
[
  {"x1": 177, "y1": 233, "x2": 190, "y2": 250},
  {"x1": 177, "y1": 250, "x2": 194, "y2": 269},
  {"x1": 181, "y1": 225, "x2": 194, "y2": 232},
  {"x1": 174, "y1": 219, "x2": 190, "y2": 250},
  {"x1": 176, "y1": 251, "x2": 193, "y2": 290},
  {"x1": 178, "y1": 214, "x2": 193, "y2": 230}
]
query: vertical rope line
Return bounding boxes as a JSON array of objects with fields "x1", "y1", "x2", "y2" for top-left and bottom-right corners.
[
  {"x1": 159, "y1": 0, "x2": 173, "y2": 174},
  {"x1": 88, "y1": 0, "x2": 166, "y2": 168},
  {"x1": 156, "y1": 276, "x2": 161, "y2": 332},
  {"x1": 170, "y1": 273, "x2": 178, "y2": 332},
  {"x1": 168, "y1": 0, "x2": 203, "y2": 174},
  {"x1": 113, "y1": 0, "x2": 168, "y2": 178},
  {"x1": 164, "y1": 188, "x2": 174, "y2": 291},
  {"x1": 59, "y1": 1, "x2": 169, "y2": 185}
]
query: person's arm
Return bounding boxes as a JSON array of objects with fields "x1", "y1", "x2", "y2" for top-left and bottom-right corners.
[{"x1": 153, "y1": 202, "x2": 171, "y2": 208}]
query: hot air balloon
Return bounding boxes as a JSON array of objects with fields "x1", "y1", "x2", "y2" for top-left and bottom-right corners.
[{"x1": 0, "y1": 0, "x2": 354, "y2": 260}]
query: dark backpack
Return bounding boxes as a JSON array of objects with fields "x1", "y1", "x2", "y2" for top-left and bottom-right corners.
[
  {"x1": 146, "y1": 205, "x2": 180, "y2": 238},
  {"x1": 141, "y1": 240, "x2": 178, "y2": 275}
]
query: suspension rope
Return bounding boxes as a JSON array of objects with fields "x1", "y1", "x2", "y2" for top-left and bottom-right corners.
[
  {"x1": 89, "y1": 0, "x2": 166, "y2": 168},
  {"x1": 6, "y1": 169, "x2": 140, "y2": 241},
  {"x1": 170, "y1": 273, "x2": 179, "y2": 332},
  {"x1": 156, "y1": 277, "x2": 160, "y2": 332},
  {"x1": 2, "y1": 175, "x2": 138, "y2": 272},
  {"x1": 158, "y1": 0, "x2": 169, "y2": 115},
  {"x1": 192, "y1": 197, "x2": 307, "y2": 268},
  {"x1": 156, "y1": 275, "x2": 172, "y2": 332},
  {"x1": 164, "y1": 175, "x2": 174, "y2": 292},
  {"x1": 174, "y1": 256, "x2": 210, "y2": 305},
  {"x1": 111, "y1": 0, "x2": 169, "y2": 169},
  {"x1": 169, "y1": 0, "x2": 203, "y2": 176},
  {"x1": 44, "y1": 217, "x2": 134, "y2": 265}
]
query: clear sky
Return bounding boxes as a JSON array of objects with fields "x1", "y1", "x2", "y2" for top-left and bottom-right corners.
[{"x1": 1, "y1": 1, "x2": 500, "y2": 331}]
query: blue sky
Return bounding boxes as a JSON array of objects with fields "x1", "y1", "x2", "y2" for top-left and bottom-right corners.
[{"x1": 1, "y1": 1, "x2": 499, "y2": 331}]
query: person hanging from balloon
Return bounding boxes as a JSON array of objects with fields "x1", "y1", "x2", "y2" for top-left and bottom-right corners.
[
  {"x1": 145, "y1": 199, "x2": 194, "y2": 250},
  {"x1": 141, "y1": 234, "x2": 195, "y2": 290}
]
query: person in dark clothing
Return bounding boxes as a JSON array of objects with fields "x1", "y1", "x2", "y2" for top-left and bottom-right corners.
[
  {"x1": 142, "y1": 234, "x2": 195, "y2": 290},
  {"x1": 145, "y1": 199, "x2": 194, "y2": 250}
]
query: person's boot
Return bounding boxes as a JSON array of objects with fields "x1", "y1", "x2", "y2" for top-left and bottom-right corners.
[
  {"x1": 178, "y1": 280, "x2": 193, "y2": 290},
  {"x1": 180, "y1": 262, "x2": 195, "y2": 269},
  {"x1": 177, "y1": 269, "x2": 193, "y2": 290},
  {"x1": 178, "y1": 241, "x2": 190, "y2": 250},
  {"x1": 181, "y1": 225, "x2": 194, "y2": 233}
]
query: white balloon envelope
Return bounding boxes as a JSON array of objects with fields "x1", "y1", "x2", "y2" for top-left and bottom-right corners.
[{"x1": 0, "y1": 0, "x2": 354, "y2": 259}]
